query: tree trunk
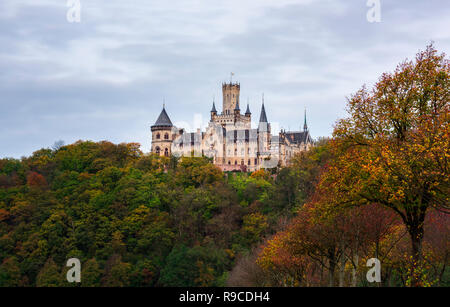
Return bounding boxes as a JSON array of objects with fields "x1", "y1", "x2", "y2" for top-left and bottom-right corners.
[
  {"x1": 351, "y1": 252, "x2": 359, "y2": 287},
  {"x1": 328, "y1": 261, "x2": 335, "y2": 287},
  {"x1": 408, "y1": 221, "x2": 424, "y2": 287},
  {"x1": 339, "y1": 246, "x2": 346, "y2": 287},
  {"x1": 328, "y1": 252, "x2": 336, "y2": 287}
]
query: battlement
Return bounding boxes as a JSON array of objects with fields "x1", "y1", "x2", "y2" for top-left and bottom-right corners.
[{"x1": 222, "y1": 82, "x2": 240, "y2": 88}]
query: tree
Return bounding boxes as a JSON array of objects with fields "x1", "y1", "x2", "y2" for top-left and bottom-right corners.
[
  {"x1": 36, "y1": 258, "x2": 64, "y2": 287},
  {"x1": 81, "y1": 258, "x2": 102, "y2": 287},
  {"x1": 26, "y1": 171, "x2": 47, "y2": 188},
  {"x1": 102, "y1": 254, "x2": 132, "y2": 287},
  {"x1": 0, "y1": 257, "x2": 21, "y2": 287},
  {"x1": 322, "y1": 44, "x2": 449, "y2": 286}
]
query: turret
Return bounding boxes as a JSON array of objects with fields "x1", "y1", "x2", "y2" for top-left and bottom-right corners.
[
  {"x1": 151, "y1": 105, "x2": 174, "y2": 157},
  {"x1": 211, "y1": 100, "x2": 217, "y2": 119},
  {"x1": 245, "y1": 102, "x2": 251, "y2": 117},
  {"x1": 234, "y1": 98, "x2": 240, "y2": 115}
]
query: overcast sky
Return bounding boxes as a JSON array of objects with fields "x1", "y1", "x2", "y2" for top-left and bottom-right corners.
[{"x1": 0, "y1": 0, "x2": 449, "y2": 158}]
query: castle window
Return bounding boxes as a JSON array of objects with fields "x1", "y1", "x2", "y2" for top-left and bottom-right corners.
[
  {"x1": 156, "y1": 133, "x2": 160, "y2": 139},
  {"x1": 234, "y1": 161, "x2": 237, "y2": 165},
  {"x1": 164, "y1": 133, "x2": 169, "y2": 140},
  {"x1": 164, "y1": 148, "x2": 169, "y2": 157},
  {"x1": 248, "y1": 159, "x2": 251, "y2": 165},
  {"x1": 155, "y1": 146, "x2": 160, "y2": 155},
  {"x1": 254, "y1": 158, "x2": 257, "y2": 165},
  {"x1": 228, "y1": 160, "x2": 231, "y2": 165}
]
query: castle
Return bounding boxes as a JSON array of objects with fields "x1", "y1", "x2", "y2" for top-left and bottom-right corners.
[{"x1": 151, "y1": 82, "x2": 313, "y2": 171}]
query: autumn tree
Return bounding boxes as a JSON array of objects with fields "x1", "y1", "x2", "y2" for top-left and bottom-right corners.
[{"x1": 322, "y1": 44, "x2": 449, "y2": 286}]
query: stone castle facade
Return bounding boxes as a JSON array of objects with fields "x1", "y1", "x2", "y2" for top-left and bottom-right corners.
[{"x1": 151, "y1": 82, "x2": 313, "y2": 172}]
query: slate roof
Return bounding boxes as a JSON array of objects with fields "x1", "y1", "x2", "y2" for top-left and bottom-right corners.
[
  {"x1": 245, "y1": 103, "x2": 251, "y2": 115},
  {"x1": 285, "y1": 131, "x2": 312, "y2": 144},
  {"x1": 259, "y1": 103, "x2": 268, "y2": 123},
  {"x1": 153, "y1": 107, "x2": 173, "y2": 127}
]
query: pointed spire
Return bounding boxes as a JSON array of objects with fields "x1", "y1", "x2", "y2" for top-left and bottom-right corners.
[
  {"x1": 303, "y1": 107, "x2": 308, "y2": 131},
  {"x1": 211, "y1": 100, "x2": 217, "y2": 113},
  {"x1": 153, "y1": 105, "x2": 173, "y2": 127},
  {"x1": 245, "y1": 100, "x2": 251, "y2": 115},
  {"x1": 259, "y1": 94, "x2": 268, "y2": 123},
  {"x1": 234, "y1": 98, "x2": 240, "y2": 111}
]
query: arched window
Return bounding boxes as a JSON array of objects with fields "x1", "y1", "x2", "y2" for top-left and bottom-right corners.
[
  {"x1": 156, "y1": 133, "x2": 160, "y2": 139},
  {"x1": 234, "y1": 161, "x2": 237, "y2": 165},
  {"x1": 164, "y1": 148, "x2": 169, "y2": 157},
  {"x1": 228, "y1": 160, "x2": 231, "y2": 165},
  {"x1": 155, "y1": 146, "x2": 160, "y2": 155},
  {"x1": 248, "y1": 159, "x2": 251, "y2": 165},
  {"x1": 164, "y1": 133, "x2": 169, "y2": 140}
]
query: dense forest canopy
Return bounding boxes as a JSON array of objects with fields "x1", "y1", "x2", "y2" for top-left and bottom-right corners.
[{"x1": 0, "y1": 139, "x2": 326, "y2": 286}]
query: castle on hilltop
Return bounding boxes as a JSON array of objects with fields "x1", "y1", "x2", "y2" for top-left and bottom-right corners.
[{"x1": 151, "y1": 82, "x2": 313, "y2": 171}]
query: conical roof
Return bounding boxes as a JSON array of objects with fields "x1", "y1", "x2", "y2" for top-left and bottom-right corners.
[
  {"x1": 153, "y1": 107, "x2": 173, "y2": 127},
  {"x1": 259, "y1": 103, "x2": 268, "y2": 123},
  {"x1": 303, "y1": 108, "x2": 308, "y2": 131},
  {"x1": 245, "y1": 103, "x2": 251, "y2": 115},
  {"x1": 211, "y1": 101, "x2": 217, "y2": 113}
]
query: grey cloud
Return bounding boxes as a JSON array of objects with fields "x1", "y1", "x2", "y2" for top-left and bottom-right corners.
[{"x1": 0, "y1": 0, "x2": 449, "y2": 158}]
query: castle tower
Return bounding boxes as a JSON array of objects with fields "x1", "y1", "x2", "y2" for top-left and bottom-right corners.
[
  {"x1": 222, "y1": 82, "x2": 240, "y2": 115},
  {"x1": 257, "y1": 95, "x2": 271, "y2": 166},
  {"x1": 151, "y1": 105, "x2": 174, "y2": 157}
]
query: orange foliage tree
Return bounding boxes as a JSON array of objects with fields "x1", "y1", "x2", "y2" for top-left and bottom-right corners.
[{"x1": 319, "y1": 44, "x2": 449, "y2": 286}]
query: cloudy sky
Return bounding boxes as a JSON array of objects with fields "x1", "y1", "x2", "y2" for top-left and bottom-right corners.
[{"x1": 0, "y1": 0, "x2": 449, "y2": 158}]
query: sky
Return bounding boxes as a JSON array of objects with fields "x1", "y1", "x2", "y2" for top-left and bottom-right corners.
[{"x1": 0, "y1": 0, "x2": 449, "y2": 158}]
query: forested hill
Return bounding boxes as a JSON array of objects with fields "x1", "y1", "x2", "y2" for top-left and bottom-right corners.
[{"x1": 0, "y1": 140, "x2": 326, "y2": 286}]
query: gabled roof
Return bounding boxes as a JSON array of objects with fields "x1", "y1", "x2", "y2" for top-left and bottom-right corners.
[
  {"x1": 285, "y1": 131, "x2": 312, "y2": 144},
  {"x1": 153, "y1": 107, "x2": 173, "y2": 127}
]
